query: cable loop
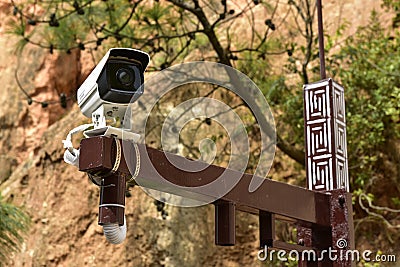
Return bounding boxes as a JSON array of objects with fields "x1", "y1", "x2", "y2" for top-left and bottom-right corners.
[{"x1": 127, "y1": 142, "x2": 140, "y2": 184}]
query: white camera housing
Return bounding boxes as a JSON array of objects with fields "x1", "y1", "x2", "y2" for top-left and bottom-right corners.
[{"x1": 77, "y1": 48, "x2": 149, "y2": 140}]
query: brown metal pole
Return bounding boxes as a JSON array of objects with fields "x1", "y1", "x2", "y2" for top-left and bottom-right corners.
[
  {"x1": 259, "y1": 211, "x2": 274, "y2": 248},
  {"x1": 330, "y1": 190, "x2": 355, "y2": 267},
  {"x1": 78, "y1": 137, "x2": 126, "y2": 226},
  {"x1": 317, "y1": 0, "x2": 326, "y2": 79},
  {"x1": 98, "y1": 173, "x2": 126, "y2": 225},
  {"x1": 214, "y1": 201, "x2": 236, "y2": 246}
]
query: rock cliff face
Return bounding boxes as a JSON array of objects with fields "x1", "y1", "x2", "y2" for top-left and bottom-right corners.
[{"x1": 0, "y1": 1, "x2": 385, "y2": 266}]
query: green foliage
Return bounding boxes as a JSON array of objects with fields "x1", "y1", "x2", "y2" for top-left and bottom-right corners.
[
  {"x1": 246, "y1": 6, "x2": 400, "y2": 252},
  {"x1": 332, "y1": 12, "x2": 400, "y2": 187},
  {"x1": 261, "y1": 9, "x2": 400, "y2": 192},
  {"x1": 8, "y1": 1, "x2": 285, "y2": 68},
  {"x1": 266, "y1": 9, "x2": 400, "y2": 251},
  {"x1": 0, "y1": 194, "x2": 30, "y2": 265}
]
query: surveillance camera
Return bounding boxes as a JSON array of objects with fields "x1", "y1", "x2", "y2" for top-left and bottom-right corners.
[
  {"x1": 77, "y1": 48, "x2": 149, "y2": 140},
  {"x1": 78, "y1": 48, "x2": 149, "y2": 118}
]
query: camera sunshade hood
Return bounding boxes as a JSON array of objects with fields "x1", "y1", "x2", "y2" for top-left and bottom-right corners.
[{"x1": 109, "y1": 48, "x2": 150, "y2": 71}]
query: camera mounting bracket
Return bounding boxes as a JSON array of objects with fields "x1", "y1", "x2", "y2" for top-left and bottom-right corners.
[
  {"x1": 84, "y1": 104, "x2": 139, "y2": 141},
  {"x1": 84, "y1": 126, "x2": 140, "y2": 142}
]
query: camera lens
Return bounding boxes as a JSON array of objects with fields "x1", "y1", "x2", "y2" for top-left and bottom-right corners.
[
  {"x1": 116, "y1": 68, "x2": 134, "y2": 86},
  {"x1": 102, "y1": 60, "x2": 143, "y2": 98}
]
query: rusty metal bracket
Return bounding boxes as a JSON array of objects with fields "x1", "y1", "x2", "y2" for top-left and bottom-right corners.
[
  {"x1": 79, "y1": 136, "x2": 332, "y2": 226},
  {"x1": 76, "y1": 120, "x2": 355, "y2": 267},
  {"x1": 297, "y1": 189, "x2": 354, "y2": 267},
  {"x1": 78, "y1": 136, "x2": 354, "y2": 263}
]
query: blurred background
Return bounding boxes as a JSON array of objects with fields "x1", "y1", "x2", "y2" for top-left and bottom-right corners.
[{"x1": 0, "y1": 0, "x2": 399, "y2": 266}]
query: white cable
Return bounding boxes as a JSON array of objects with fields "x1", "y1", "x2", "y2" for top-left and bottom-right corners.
[
  {"x1": 62, "y1": 124, "x2": 93, "y2": 167},
  {"x1": 63, "y1": 148, "x2": 80, "y2": 167},
  {"x1": 128, "y1": 143, "x2": 141, "y2": 183},
  {"x1": 99, "y1": 204, "x2": 125, "y2": 209},
  {"x1": 111, "y1": 138, "x2": 121, "y2": 173},
  {"x1": 103, "y1": 215, "x2": 127, "y2": 244}
]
